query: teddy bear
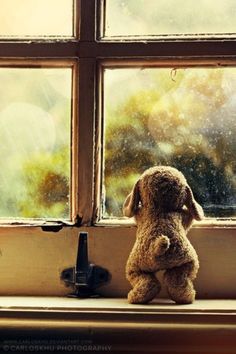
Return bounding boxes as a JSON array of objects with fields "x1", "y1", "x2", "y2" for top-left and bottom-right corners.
[{"x1": 123, "y1": 165, "x2": 204, "y2": 304}]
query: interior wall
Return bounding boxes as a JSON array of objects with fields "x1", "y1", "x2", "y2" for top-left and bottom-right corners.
[{"x1": 0, "y1": 226, "x2": 235, "y2": 298}]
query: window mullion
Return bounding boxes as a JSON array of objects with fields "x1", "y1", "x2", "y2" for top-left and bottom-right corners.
[
  {"x1": 79, "y1": 0, "x2": 96, "y2": 42},
  {"x1": 77, "y1": 58, "x2": 96, "y2": 225}
]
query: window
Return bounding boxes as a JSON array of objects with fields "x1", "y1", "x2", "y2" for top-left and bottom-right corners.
[
  {"x1": 0, "y1": 66, "x2": 72, "y2": 220},
  {"x1": 1, "y1": 0, "x2": 235, "y2": 225},
  {"x1": 96, "y1": 1, "x2": 236, "y2": 224},
  {"x1": 103, "y1": 67, "x2": 236, "y2": 219},
  {"x1": 0, "y1": 0, "x2": 74, "y2": 39},
  {"x1": 104, "y1": 0, "x2": 236, "y2": 39},
  {"x1": 0, "y1": 1, "x2": 78, "y2": 223},
  {"x1": 0, "y1": 0, "x2": 235, "y2": 300}
]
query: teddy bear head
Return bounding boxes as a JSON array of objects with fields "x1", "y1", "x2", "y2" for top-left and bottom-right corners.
[{"x1": 123, "y1": 165, "x2": 203, "y2": 220}]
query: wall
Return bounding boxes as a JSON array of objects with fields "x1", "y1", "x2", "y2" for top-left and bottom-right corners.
[{"x1": 0, "y1": 225, "x2": 235, "y2": 298}]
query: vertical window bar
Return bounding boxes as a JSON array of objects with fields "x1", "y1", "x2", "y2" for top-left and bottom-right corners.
[
  {"x1": 71, "y1": 61, "x2": 79, "y2": 223},
  {"x1": 79, "y1": 0, "x2": 96, "y2": 41},
  {"x1": 78, "y1": 58, "x2": 96, "y2": 225}
]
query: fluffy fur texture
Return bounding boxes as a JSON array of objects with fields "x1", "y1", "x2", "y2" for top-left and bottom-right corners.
[{"x1": 123, "y1": 166, "x2": 204, "y2": 304}]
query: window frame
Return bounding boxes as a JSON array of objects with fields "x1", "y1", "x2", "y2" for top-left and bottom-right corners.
[
  {"x1": 93, "y1": 0, "x2": 236, "y2": 226},
  {"x1": 0, "y1": 0, "x2": 235, "y2": 227},
  {"x1": 100, "y1": 0, "x2": 236, "y2": 42},
  {"x1": 0, "y1": 0, "x2": 81, "y2": 225},
  {"x1": 0, "y1": 59, "x2": 78, "y2": 225},
  {"x1": 95, "y1": 59, "x2": 236, "y2": 226}
]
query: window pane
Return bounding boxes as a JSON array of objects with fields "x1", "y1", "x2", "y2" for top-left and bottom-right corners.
[
  {"x1": 0, "y1": 0, "x2": 74, "y2": 38},
  {"x1": 104, "y1": 0, "x2": 236, "y2": 39},
  {"x1": 0, "y1": 67, "x2": 72, "y2": 220},
  {"x1": 104, "y1": 67, "x2": 236, "y2": 218}
]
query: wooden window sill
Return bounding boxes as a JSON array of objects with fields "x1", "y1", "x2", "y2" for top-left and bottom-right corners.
[{"x1": 0, "y1": 297, "x2": 236, "y2": 353}]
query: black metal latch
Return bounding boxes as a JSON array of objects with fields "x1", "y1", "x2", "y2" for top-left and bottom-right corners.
[{"x1": 61, "y1": 232, "x2": 111, "y2": 297}]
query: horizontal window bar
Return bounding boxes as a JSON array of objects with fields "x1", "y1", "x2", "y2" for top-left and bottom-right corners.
[{"x1": 0, "y1": 40, "x2": 236, "y2": 58}]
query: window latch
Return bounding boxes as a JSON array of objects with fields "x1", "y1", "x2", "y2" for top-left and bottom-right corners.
[{"x1": 61, "y1": 232, "x2": 111, "y2": 297}]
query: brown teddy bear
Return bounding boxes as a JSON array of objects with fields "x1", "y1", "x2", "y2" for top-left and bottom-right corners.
[{"x1": 123, "y1": 166, "x2": 204, "y2": 304}]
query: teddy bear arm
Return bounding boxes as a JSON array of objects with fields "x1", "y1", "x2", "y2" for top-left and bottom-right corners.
[{"x1": 181, "y1": 209, "x2": 194, "y2": 230}]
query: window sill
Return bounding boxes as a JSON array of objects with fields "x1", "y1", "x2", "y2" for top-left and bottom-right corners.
[
  {"x1": 0, "y1": 218, "x2": 235, "y2": 229},
  {"x1": 0, "y1": 219, "x2": 75, "y2": 228},
  {"x1": 0, "y1": 297, "x2": 236, "y2": 353},
  {"x1": 96, "y1": 218, "x2": 236, "y2": 228}
]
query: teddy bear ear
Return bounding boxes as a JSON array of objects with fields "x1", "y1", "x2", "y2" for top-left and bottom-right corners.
[
  {"x1": 185, "y1": 185, "x2": 204, "y2": 221},
  {"x1": 123, "y1": 181, "x2": 141, "y2": 217}
]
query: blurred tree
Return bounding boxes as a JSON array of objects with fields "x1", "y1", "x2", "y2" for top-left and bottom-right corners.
[
  {"x1": 19, "y1": 146, "x2": 70, "y2": 219},
  {"x1": 104, "y1": 68, "x2": 236, "y2": 217},
  {"x1": 0, "y1": 68, "x2": 71, "y2": 220}
]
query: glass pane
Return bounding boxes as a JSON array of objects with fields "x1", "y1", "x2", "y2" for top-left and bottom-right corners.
[
  {"x1": 104, "y1": 0, "x2": 236, "y2": 39},
  {"x1": 0, "y1": 0, "x2": 74, "y2": 38},
  {"x1": 104, "y1": 67, "x2": 236, "y2": 218},
  {"x1": 0, "y1": 67, "x2": 72, "y2": 220}
]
